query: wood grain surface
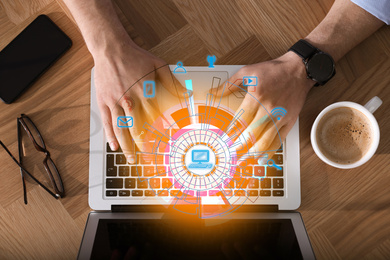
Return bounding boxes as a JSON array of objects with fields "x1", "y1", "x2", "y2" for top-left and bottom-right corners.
[{"x1": 0, "y1": 0, "x2": 389, "y2": 259}]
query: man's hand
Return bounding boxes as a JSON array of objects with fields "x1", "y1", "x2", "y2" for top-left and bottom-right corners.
[
  {"x1": 93, "y1": 41, "x2": 171, "y2": 163},
  {"x1": 213, "y1": 52, "x2": 314, "y2": 161},
  {"x1": 62, "y1": 0, "x2": 185, "y2": 163}
]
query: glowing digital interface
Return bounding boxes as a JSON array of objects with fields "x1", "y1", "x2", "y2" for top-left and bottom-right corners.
[{"x1": 112, "y1": 64, "x2": 285, "y2": 218}]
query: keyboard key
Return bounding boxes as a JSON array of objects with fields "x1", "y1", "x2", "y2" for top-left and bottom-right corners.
[
  {"x1": 156, "y1": 156, "x2": 164, "y2": 164},
  {"x1": 139, "y1": 154, "x2": 153, "y2": 164},
  {"x1": 248, "y1": 178, "x2": 259, "y2": 189},
  {"x1": 119, "y1": 166, "x2": 130, "y2": 176},
  {"x1": 224, "y1": 190, "x2": 233, "y2": 196},
  {"x1": 119, "y1": 190, "x2": 130, "y2": 196},
  {"x1": 157, "y1": 166, "x2": 166, "y2": 176},
  {"x1": 260, "y1": 190, "x2": 271, "y2": 196},
  {"x1": 241, "y1": 166, "x2": 252, "y2": 176},
  {"x1": 132, "y1": 190, "x2": 143, "y2": 197},
  {"x1": 273, "y1": 190, "x2": 284, "y2": 196},
  {"x1": 131, "y1": 166, "x2": 142, "y2": 177},
  {"x1": 158, "y1": 190, "x2": 169, "y2": 196},
  {"x1": 158, "y1": 145, "x2": 166, "y2": 153},
  {"x1": 235, "y1": 190, "x2": 246, "y2": 196},
  {"x1": 106, "y1": 154, "x2": 117, "y2": 176},
  {"x1": 198, "y1": 191, "x2": 207, "y2": 197},
  {"x1": 137, "y1": 178, "x2": 148, "y2": 189},
  {"x1": 116, "y1": 154, "x2": 127, "y2": 164},
  {"x1": 164, "y1": 155, "x2": 170, "y2": 164},
  {"x1": 208, "y1": 190, "x2": 219, "y2": 196},
  {"x1": 145, "y1": 190, "x2": 156, "y2": 196},
  {"x1": 174, "y1": 181, "x2": 183, "y2": 189},
  {"x1": 249, "y1": 190, "x2": 258, "y2": 196},
  {"x1": 261, "y1": 178, "x2": 271, "y2": 188},
  {"x1": 254, "y1": 166, "x2": 265, "y2": 177},
  {"x1": 170, "y1": 190, "x2": 183, "y2": 197},
  {"x1": 106, "y1": 178, "x2": 123, "y2": 189},
  {"x1": 106, "y1": 142, "x2": 122, "y2": 153},
  {"x1": 150, "y1": 178, "x2": 160, "y2": 189},
  {"x1": 144, "y1": 166, "x2": 156, "y2": 177},
  {"x1": 227, "y1": 180, "x2": 236, "y2": 188},
  {"x1": 272, "y1": 154, "x2": 283, "y2": 165},
  {"x1": 267, "y1": 167, "x2": 283, "y2": 176},
  {"x1": 106, "y1": 190, "x2": 117, "y2": 196},
  {"x1": 185, "y1": 190, "x2": 194, "y2": 196},
  {"x1": 273, "y1": 178, "x2": 284, "y2": 188},
  {"x1": 162, "y1": 178, "x2": 173, "y2": 188},
  {"x1": 124, "y1": 178, "x2": 136, "y2": 189},
  {"x1": 107, "y1": 166, "x2": 117, "y2": 177}
]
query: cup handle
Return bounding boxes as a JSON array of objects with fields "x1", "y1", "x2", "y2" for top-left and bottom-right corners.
[{"x1": 364, "y1": 96, "x2": 382, "y2": 114}]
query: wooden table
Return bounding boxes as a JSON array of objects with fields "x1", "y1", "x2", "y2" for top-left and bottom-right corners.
[{"x1": 0, "y1": 0, "x2": 389, "y2": 259}]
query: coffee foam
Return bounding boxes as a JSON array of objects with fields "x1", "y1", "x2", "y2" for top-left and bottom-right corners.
[{"x1": 316, "y1": 107, "x2": 372, "y2": 164}]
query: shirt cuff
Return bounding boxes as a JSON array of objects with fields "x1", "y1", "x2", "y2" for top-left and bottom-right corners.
[{"x1": 351, "y1": 0, "x2": 390, "y2": 25}]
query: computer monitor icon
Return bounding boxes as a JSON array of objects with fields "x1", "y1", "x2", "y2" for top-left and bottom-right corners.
[
  {"x1": 192, "y1": 150, "x2": 209, "y2": 163},
  {"x1": 189, "y1": 150, "x2": 213, "y2": 170}
]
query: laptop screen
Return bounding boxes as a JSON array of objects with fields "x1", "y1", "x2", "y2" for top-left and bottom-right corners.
[{"x1": 90, "y1": 218, "x2": 303, "y2": 260}]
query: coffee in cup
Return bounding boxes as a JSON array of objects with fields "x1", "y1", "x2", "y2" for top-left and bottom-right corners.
[
  {"x1": 315, "y1": 107, "x2": 372, "y2": 164},
  {"x1": 311, "y1": 96, "x2": 382, "y2": 169}
]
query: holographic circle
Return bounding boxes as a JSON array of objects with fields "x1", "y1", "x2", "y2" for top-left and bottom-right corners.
[
  {"x1": 112, "y1": 64, "x2": 284, "y2": 218},
  {"x1": 170, "y1": 128, "x2": 232, "y2": 191}
]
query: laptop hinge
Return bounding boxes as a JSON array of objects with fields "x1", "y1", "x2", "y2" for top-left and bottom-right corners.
[
  {"x1": 233, "y1": 205, "x2": 279, "y2": 212},
  {"x1": 111, "y1": 205, "x2": 167, "y2": 212},
  {"x1": 111, "y1": 205, "x2": 279, "y2": 213}
]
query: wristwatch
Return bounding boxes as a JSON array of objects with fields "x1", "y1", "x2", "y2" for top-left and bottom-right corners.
[{"x1": 288, "y1": 39, "x2": 336, "y2": 86}]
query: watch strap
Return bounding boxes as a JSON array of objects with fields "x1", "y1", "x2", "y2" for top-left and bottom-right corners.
[{"x1": 288, "y1": 39, "x2": 317, "y2": 60}]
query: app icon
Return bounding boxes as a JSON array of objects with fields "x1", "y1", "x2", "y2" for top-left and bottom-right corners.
[
  {"x1": 207, "y1": 55, "x2": 216, "y2": 68},
  {"x1": 117, "y1": 116, "x2": 133, "y2": 128},
  {"x1": 173, "y1": 61, "x2": 186, "y2": 74},
  {"x1": 270, "y1": 107, "x2": 287, "y2": 120},
  {"x1": 243, "y1": 76, "x2": 258, "y2": 86},
  {"x1": 188, "y1": 150, "x2": 213, "y2": 169},
  {"x1": 143, "y1": 80, "x2": 155, "y2": 98}
]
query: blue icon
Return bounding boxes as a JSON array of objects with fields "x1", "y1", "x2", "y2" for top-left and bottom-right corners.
[
  {"x1": 173, "y1": 61, "x2": 186, "y2": 74},
  {"x1": 143, "y1": 80, "x2": 155, "y2": 98},
  {"x1": 207, "y1": 55, "x2": 216, "y2": 68},
  {"x1": 267, "y1": 159, "x2": 282, "y2": 170},
  {"x1": 117, "y1": 116, "x2": 133, "y2": 128},
  {"x1": 188, "y1": 150, "x2": 213, "y2": 169},
  {"x1": 271, "y1": 107, "x2": 287, "y2": 120},
  {"x1": 243, "y1": 76, "x2": 258, "y2": 86}
]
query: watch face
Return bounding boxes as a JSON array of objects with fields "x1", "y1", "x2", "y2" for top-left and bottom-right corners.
[{"x1": 306, "y1": 52, "x2": 335, "y2": 83}]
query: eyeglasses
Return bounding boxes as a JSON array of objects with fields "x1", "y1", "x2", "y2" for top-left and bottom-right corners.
[{"x1": 0, "y1": 114, "x2": 65, "y2": 204}]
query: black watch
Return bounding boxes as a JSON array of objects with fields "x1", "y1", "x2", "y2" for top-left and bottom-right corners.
[{"x1": 288, "y1": 39, "x2": 335, "y2": 86}]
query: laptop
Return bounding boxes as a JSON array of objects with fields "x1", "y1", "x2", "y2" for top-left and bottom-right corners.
[{"x1": 79, "y1": 65, "x2": 315, "y2": 259}]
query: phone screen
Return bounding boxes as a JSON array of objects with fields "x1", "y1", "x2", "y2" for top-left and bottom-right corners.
[{"x1": 0, "y1": 15, "x2": 72, "y2": 104}]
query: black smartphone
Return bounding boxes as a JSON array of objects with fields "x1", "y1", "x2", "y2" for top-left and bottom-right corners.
[{"x1": 0, "y1": 15, "x2": 72, "y2": 104}]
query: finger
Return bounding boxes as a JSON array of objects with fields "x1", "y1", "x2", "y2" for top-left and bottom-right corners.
[
  {"x1": 121, "y1": 97, "x2": 137, "y2": 164},
  {"x1": 111, "y1": 104, "x2": 135, "y2": 163},
  {"x1": 156, "y1": 64, "x2": 188, "y2": 98},
  {"x1": 252, "y1": 125, "x2": 289, "y2": 164},
  {"x1": 123, "y1": 96, "x2": 160, "y2": 154},
  {"x1": 98, "y1": 103, "x2": 119, "y2": 151},
  {"x1": 235, "y1": 94, "x2": 261, "y2": 128},
  {"x1": 210, "y1": 70, "x2": 244, "y2": 97},
  {"x1": 234, "y1": 113, "x2": 271, "y2": 155},
  {"x1": 237, "y1": 120, "x2": 279, "y2": 162},
  {"x1": 262, "y1": 123, "x2": 294, "y2": 162}
]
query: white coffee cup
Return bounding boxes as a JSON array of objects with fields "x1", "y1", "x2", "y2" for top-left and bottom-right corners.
[{"x1": 311, "y1": 96, "x2": 382, "y2": 169}]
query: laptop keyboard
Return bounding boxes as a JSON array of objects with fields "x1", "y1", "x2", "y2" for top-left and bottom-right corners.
[{"x1": 105, "y1": 142, "x2": 285, "y2": 199}]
